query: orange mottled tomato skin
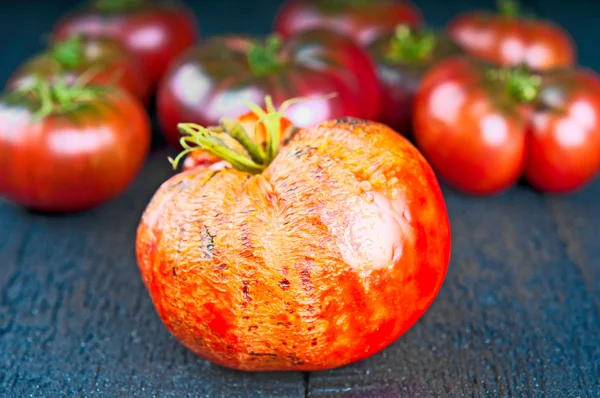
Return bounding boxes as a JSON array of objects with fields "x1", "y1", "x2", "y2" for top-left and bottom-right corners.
[{"x1": 136, "y1": 118, "x2": 451, "y2": 371}]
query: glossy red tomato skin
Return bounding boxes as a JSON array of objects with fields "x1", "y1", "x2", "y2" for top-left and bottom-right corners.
[
  {"x1": 157, "y1": 29, "x2": 382, "y2": 149},
  {"x1": 448, "y1": 12, "x2": 575, "y2": 70},
  {"x1": 7, "y1": 36, "x2": 151, "y2": 104},
  {"x1": 275, "y1": 0, "x2": 422, "y2": 46},
  {"x1": 525, "y1": 70, "x2": 600, "y2": 193},
  {"x1": 0, "y1": 91, "x2": 150, "y2": 212},
  {"x1": 413, "y1": 57, "x2": 528, "y2": 195},
  {"x1": 368, "y1": 31, "x2": 462, "y2": 134},
  {"x1": 53, "y1": 0, "x2": 198, "y2": 87}
]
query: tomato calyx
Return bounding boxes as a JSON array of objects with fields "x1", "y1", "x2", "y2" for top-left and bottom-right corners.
[
  {"x1": 386, "y1": 24, "x2": 437, "y2": 64},
  {"x1": 170, "y1": 94, "x2": 336, "y2": 173},
  {"x1": 487, "y1": 67, "x2": 541, "y2": 104},
  {"x1": 9, "y1": 77, "x2": 106, "y2": 120},
  {"x1": 320, "y1": 0, "x2": 371, "y2": 10},
  {"x1": 247, "y1": 36, "x2": 284, "y2": 77},
  {"x1": 94, "y1": 0, "x2": 143, "y2": 12},
  {"x1": 498, "y1": 0, "x2": 520, "y2": 18},
  {"x1": 50, "y1": 36, "x2": 85, "y2": 69},
  {"x1": 171, "y1": 96, "x2": 286, "y2": 174}
]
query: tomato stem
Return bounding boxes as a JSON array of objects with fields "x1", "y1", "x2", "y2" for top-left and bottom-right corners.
[
  {"x1": 171, "y1": 95, "x2": 286, "y2": 174},
  {"x1": 171, "y1": 94, "x2": 337, "y2": 173},
  {"x1": 488, "y1": 67, "x2": 541, "y2": 103},
  {"x1": 498, "y1": 0, "x2": 520, "y2": 17},
  {"x1": 386, "y1": 24, "x2": 437, "y2": 64},
  {"x1": 95, "y1": 0, "x2": 143, "y2": 11},
  {"x1": 247, "y1": 36, "x2": 283, "y2": 77},
  {"x1": 10, "y1": 76, "x2": 107, "y2": 120},
  {"x1": 50, "y1": 36, "x2": 85, "y2": 69}
]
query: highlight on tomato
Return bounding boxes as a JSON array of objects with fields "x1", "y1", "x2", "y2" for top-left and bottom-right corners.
[
  {"x1": 53, "y1": 0, "x2": 199, "y2": 87},
  {"x1": 7, "y1": 35, "x2": 151, "y2": 104},
  {"x1": 413, "y1": 57, "x2": 600, "y2": 195},
  {"x1": 368, "y1": 24, "x2": 462, "y2": 134},
  {"x1": 447, "y1": 0, "x2": 575, "y2": 71},
  {"x1": 136, "y1": 97, "x2": 451, "y2": 371},
  {"x1": 0, "y1": 78, "x2": 151, "y2": 213},
  {"x1": 157, "y1": 30, "x2": 382, "y2": 148},
  {"x1": 274, "y1": 0, "x2": 422, "y2": 46}
]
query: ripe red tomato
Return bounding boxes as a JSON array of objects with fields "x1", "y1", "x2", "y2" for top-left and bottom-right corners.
[
  {"x1": 157, "y1": 30, "x2": 382, "y2": 148},
  {"x1": 447, "y1": 1, "x2": 575, "y2": 70},
  {"x1": 275, "y1": 0, "x2": 422, "y2": 46},
  {"x1": 0, "y1": 81, "x2": 150, "y2": 212},
  {"x1": 137, "y1": 103, "x2": 451, "y2": 371},
  {"x1": 53, "y1": 0, "x2": 198, "y2": 86},
  {"x1": 368, "y1": 25, "x2": 462, "y2": 134},
  {"x1": 7, "y1": 35, "x2": 151, "y2": 104},
  {"x1": 413, "y1": 57, "x2": 600, "y2": 195}
]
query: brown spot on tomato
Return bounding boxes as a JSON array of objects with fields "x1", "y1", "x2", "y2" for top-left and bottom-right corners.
[
  {"x1": 202, "y1": 225, "x2": 215, "y2": 259},
  {"x1": 242, "y1": 281, "x2": 250, "y2": 302},
  {"x1": 279, "y1": 279, "x2": 290, "y2": 290}
]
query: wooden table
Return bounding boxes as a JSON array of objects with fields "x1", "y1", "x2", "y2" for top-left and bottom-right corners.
[{"x1": 1, "y1": 0, "x2": 599, "y2": 396}]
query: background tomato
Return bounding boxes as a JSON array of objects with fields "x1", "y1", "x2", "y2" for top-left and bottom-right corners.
[
  {"x1": 157, "y1": 29, "x2": 381, "y2": 148},
  {"x1": 7, "y1": 35, "x2": 151, "y2": 104},
  {"x1": 53, "y1": 0, "x2": 199, "y2": 87},
  {"x1": 526, "y1": 69, "x2": 600, "y2": 193},
  {"x1": 274, "y1": 0, "x2": 422, "y2": 46},
  {"x1": 414, "y1": 57, "x2": 600, "y2": 195},
  {"x1": 413, "y1": 57, "x2": 528, "y2": 195},
  {"x1": 368, "y1": 25, "x2": 462, "y2": 134},
  {"x1": 0, "y1": 81, "x2": 150, "y2": 212},
  {"x1": 447, "y1": 1, "x2": 575, "y2": 70}
]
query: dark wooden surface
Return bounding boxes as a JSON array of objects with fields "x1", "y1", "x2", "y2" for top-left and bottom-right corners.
[{"x1": 1, "y1": 0, "x2": 599, "y2": 397}]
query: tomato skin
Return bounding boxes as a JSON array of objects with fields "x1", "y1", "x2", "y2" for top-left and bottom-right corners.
[
  {"x1": 525, "y1": 70, "x2": 600, "y2": 193},
  {"x1": 414, "y1": 58, "x2": 527, "y2": 195},
  {"x1": 414, "y1": 58, "x2": 600, "y2": 195},
  {"x1": 368, "y1": 30, "x2": 462, "y2": 134},
  {"x1": 0, "y1": 91, "x2": 150, "y2": 212},
  {"x1": 447, "y1": 12, "x2": 575, "y2": 70},
  {"x1": 53, "y1": 0, "x2": 198, "y2": 86},
  {"x1": 136, "y1": 118, "x2": 450, "y2": 371},
  {"x1": 157, "y1": 30, "x2": 381, "y2": 149},
  {"x1": 275, "y1": 0, "x2": 422, "y2": 46},
  {"x1": 7, "y1": 36, "x2": 151, "y2": 104}
]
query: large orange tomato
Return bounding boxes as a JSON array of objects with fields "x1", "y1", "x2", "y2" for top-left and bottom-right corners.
[{"x1": 136, "y1": 100, "x2": 451, "y2": 371}]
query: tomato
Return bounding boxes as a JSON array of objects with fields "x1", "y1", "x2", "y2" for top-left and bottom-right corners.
[
  {"x1": 274, "y1": 0, "x2": 422, "y2": 46},
  {"x1": 8, "y1": 35, "x2": 151, "y2": 104},
  {"x1": 525, "y1": 69, "x2": 600, "y2": 193},
  {"x1": 447, "y1": 0, "x2": 575, "y2": 70},
  {"x1": 136, "y1": 101, "x2": 451, "y2": 371},
  {"x1": 53, "y1": 0, "x2": 198, "y2": 87},
  {"x1": 0, "y1": 80, "x2": 150, "y2": 212},
  {"x1": 368, "y1": 25, "x2": 462, "y2": 134},
  {"x1": 157, "y1": 30, "x2": 382, "y2": 148},
  {"x1": 413, "y1": 57, "x2": 600, "y2": 195}
]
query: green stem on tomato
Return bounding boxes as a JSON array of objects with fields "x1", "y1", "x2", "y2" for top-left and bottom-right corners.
[
  {"x1": 95, "y1": 0, "x2": 143, "y2": 11},
  {"x1": 50, "y1": 36, "x2": 85, "y2": 69},
  {"x1": 498, "y1": 0, "x2": 520, "y2": 18},
  {"x1": 11, "y1": 76, "x2": 106, "y2": 120},
  {"x1": 386, "y1": 24, "x2": 437, "y2": 64},
  {"x1": 247, "y1": 36, "x2": 283, "y2": 77},
  {"x1": 488, "y1": 67, "x2": 541, "y2": 104},
  {"x1": 171, "y1": 95, "x2": 287, "y2": 174},
  {"x1": 170, "y1": 93, "x2": 338, "y2": 173}
]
